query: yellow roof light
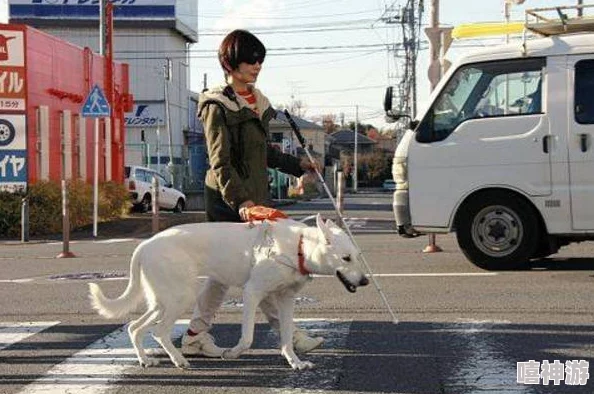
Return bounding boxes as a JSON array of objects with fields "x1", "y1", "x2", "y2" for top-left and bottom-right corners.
[{"x1": 452, "y1": 22, "x2": 525, "y2": 39}]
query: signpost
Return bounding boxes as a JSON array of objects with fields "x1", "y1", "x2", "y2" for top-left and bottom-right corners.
[
  {"x1": 0, "y1": 27, "x2": 27, "y2": 194},
  {"x1": 81, "y1": 84, "x2": 110, "y2": 238}
]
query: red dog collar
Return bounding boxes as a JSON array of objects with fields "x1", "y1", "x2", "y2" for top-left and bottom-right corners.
[{"x1": 297, "y1": 235, "x2": 311, "y2": 276}]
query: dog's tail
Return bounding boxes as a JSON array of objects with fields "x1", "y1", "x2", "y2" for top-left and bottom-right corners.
[{"x1": 88, "y1": 247, "x2": 144, "y2": 319}]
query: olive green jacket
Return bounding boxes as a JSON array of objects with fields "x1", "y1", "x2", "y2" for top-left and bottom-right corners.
[{"x1": 198, "y1": 85, "x2": 304, "y2": 210}]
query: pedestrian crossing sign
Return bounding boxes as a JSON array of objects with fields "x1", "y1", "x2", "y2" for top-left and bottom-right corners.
[{"x1": 81, "y1": 85, "x2": 110, "y2": 117}]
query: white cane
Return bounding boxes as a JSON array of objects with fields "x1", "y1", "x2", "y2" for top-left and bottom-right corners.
[{"x1": 283, "y1": 110, "x2": 398, "y2": 324}]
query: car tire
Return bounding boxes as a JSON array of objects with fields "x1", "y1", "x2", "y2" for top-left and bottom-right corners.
[
  {"x1": 173, "y1": 198, "x2": 184, "y2": 213},
  {"x1": 140, "y1": 194, "x2": 152, "y2": 213},
  {"x1": 456, "y1": 192, "x2": 539, "y2": 270}
]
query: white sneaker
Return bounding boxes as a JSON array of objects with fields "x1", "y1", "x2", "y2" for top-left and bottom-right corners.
[
  {"x1": 181, "y1": 331, "x2": 224, "y2": 357},
  {"x1": 293, "y1": 330, "x2": 324, "y2": 353}
]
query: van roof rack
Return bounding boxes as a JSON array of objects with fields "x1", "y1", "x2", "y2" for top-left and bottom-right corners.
[{"x1": 525, "y1": 4, "x2": 594, "y2": 36}]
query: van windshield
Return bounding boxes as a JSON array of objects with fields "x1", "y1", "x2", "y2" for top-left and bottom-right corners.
[{"x1": 416, "y1": 58, "x2": 545, "y2": 143}]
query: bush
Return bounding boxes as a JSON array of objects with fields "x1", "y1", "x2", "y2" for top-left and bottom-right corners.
[
  {"x1": 0, "y1": 180, "x2": 130, "y2": 238},
  {"x1": 0, "y1": 191, "x2": 26, "y2": 238}
]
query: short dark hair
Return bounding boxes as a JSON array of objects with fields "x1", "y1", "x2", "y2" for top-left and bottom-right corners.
[{"x1": 218, "y1": 30, "x2": 266, "y2": 74}]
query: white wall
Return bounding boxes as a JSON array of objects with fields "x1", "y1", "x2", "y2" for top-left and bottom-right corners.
[{"x1": 42, "y1": 27, "x2": 191, "y2": 152}]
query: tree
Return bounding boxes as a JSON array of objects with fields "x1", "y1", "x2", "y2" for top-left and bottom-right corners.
[
  {"x1": 321, "y1": 114, "x2": 339, "y2": 134},
  {"x1": 366, "y1": 127, "x2": 380, "y2": 140},
  {"x1": 347, "y1": 121, "x2": 375, "y2": 134},
  {"x1": 358, "y1": 149, "x2": 391, "y2": 184},
  {"x1": 275, "y1": 99, "x2": 307, "y2": 118}
]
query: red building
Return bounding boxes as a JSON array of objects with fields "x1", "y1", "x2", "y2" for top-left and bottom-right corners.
[{"x1": 0, "y1": 24, "x2": 132, "y2": 192}]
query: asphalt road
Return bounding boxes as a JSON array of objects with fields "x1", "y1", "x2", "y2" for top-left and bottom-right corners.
[{"x1": 0, "y1": 191, "x2": 592, "y2": 394}]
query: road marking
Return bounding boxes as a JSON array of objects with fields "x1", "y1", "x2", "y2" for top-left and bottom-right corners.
[
  {"x1": 47, "y1": 238, "x2": 139, "y2": 246},
  {"x1": 17, "y1": 323, "x2": 136, "y2": 394},
  {"x1": 0, "y1": 321, "x2": 60, "y2": 350},
  {"x1": 15, "y1": 319, "x2": 350, "y2": 393},
  {"x1": 312, "y1": 272, "x2": 498, "y2": 278},
  {"x1": 0, "y1": 272, "x2": 496, "y2": 284},
  {"x1": 0, "y1": 272, "x2": 497, "y2": 284},
  {"x1": 93, "y1": 238, "x2": 138, "y2": 244},
  {"x1": 0, "y1": 278, "x2": 36, "y2": 283}
]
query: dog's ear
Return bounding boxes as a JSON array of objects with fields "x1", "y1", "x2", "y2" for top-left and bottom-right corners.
[
  {"x1": 316, "y1": 213, "x2": 332, "y2": 244},
  {"x1": 325, "y1": 219, "x2": 340, "y2": 230}
]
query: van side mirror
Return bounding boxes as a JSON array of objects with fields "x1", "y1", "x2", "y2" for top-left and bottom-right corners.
[{"x1": 384, "y1": 86, "x2": 411, "y2": 124}]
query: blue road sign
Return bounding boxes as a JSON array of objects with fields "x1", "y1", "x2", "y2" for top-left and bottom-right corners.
[{"x1": 82, "y1": 85, "x2": 110, "y2": 117}]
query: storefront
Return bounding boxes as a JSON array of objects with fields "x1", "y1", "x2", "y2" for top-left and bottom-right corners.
[{"x1": 0, "y1": 24, "x2": 131, "y2": 192}]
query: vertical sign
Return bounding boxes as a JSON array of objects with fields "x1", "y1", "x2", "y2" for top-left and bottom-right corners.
[
  {"x1": 0, "y1": 27, "x2": 27, "y2": 192},
  {"x1": 0, "y1": 29, "x2": 26, "y2": 112}
]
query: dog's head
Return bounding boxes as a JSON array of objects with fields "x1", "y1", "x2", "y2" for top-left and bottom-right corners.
[{"x1": 312, "y1": 214, "x2": 369, "y2": 293}]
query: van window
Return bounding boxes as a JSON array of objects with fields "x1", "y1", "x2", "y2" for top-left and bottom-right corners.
[
  {"x1": 575, "y1": 59, "x2": 594, "y2": 124},
  {"x1": 416, "y1": 58, "x2": 545, "y2": 143}
]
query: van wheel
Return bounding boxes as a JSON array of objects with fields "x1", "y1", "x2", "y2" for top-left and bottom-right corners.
[
  {"x1": 456, "y1": 192, "x2": 539, "y2": 270},
  {"x1": 140, "y1": 194, "x2": 152, "y2": 213},
  {"x1": 173, "y1": 198, "x2": 184, "y2": 213}
]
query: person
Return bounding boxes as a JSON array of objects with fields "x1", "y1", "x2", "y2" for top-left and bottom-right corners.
[{"x1": 181, "y1": 29, "x2": 324, "y2": 357}]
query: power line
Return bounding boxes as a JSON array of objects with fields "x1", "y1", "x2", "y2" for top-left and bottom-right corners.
[
  {"x1": 293, "y1": 85, "x2": 386, "y2": 95},
  {"x1": 115, "y1": 49, "x2": 385, "y2": 61},
  {"x1": 198, "y1": 8, "x2": 378, "y2": 20},
  {"x1": 115, "y1": 43, "x2": 389, "y2": 54},
  {"x1": 198, "y1": 25, "x2": 393, "y2": 36},
  {"x1": 199, "y1": 18, "x2": 378, "y2": 33}
]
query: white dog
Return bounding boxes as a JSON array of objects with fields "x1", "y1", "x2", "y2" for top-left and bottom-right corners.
[{"x1": 88, "y1": 214, "x2": 369, "y2": 370}]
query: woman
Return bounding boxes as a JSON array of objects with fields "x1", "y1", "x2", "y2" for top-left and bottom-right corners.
[{"x1": 182, "y1": 29, "x2": 324, "y2": 357}]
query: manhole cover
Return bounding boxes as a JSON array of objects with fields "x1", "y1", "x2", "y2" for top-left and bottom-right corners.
[{"x1": 49, "y1": 272, "x2": 126, "y2": 281}]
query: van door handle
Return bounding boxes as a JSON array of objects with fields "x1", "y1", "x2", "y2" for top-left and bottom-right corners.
[
  {"x1": 542, "y1": 135, "x2": 550, "y2": 153},
  {"x1": 580, "y1": 134, "x2": 589, "y2": 152}
]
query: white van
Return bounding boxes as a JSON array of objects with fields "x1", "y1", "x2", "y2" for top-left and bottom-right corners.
[{"x1": 386, "y1": 33, "x2": 594, "y2": 270}]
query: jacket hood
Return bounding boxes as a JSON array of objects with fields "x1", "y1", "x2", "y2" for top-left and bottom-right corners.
[{"x1": 198, "y1": 85, "x2": 272, "y2": 118}]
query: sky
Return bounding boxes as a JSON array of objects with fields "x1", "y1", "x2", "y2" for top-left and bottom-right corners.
[
  {"x1": 192, "y1": 0, "x2": 572, "y2": 130},
  {"x1": 0, "y1": 0, "x2": 577, "y2": 129}
]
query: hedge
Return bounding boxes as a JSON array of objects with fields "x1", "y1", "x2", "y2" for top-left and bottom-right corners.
[{"x1": 0, "y1": 180, "x2": 129, "y2": 238}]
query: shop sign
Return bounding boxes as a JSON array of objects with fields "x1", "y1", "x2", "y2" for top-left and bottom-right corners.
[
  {"x1": 0, "y1": 114, "x2": 27, "y2": 192},
  {"x1": 0, "y1": 30, "x2": 26, "y2": 113}
]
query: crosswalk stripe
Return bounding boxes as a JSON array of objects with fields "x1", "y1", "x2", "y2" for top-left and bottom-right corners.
[
  {"x1": 15, "y1": 319, "x2": 350, "y2": 393},
  {"x1": 0, "y1": 321, "x2": 60, "y2": 351},
  {"x1": 16, "y1": 323, "x2": 135, "y2": 394}
]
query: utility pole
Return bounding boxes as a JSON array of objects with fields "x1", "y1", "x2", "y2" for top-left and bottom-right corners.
[
  {"x1": 99, "y1": 0, "x2": 106, "y2": 56},
  {"x1": 423, "y1": 0, "x2": 443, "y2": 254},
  {"x1": 353, "y1": 105, "x2": 359, "y2": 193},
  {"x1": 426, "y1": 0, "x2": 441, "y2": 92},
  {"x1": 164, "y1": 58, "x2": 174, "y2": 186},
  {"x1": 93, "y1": 0, "x2": 107, "y2": 238},
  {"x1": 379, "y1": 1, "x2": 423, "y2": 133}
]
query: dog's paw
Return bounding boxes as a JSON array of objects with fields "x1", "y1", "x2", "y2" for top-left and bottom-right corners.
[
  {"x1": 222, "y1": 348, "x2": 242, "y2": 360},
  {"x1": 290, "y1": 360, "x2": 315, "y2": 370},
  {"x1": 173, "y1": 357, "x2": 191, "y2": 369},
  {"x1": 139, "y1": 358, "x2": 160, "y2": 368}
]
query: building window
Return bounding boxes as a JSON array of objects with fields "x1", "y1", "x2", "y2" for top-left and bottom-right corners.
[{"x1": 271, "y1": 132, "x2": 283, "y2": 143}]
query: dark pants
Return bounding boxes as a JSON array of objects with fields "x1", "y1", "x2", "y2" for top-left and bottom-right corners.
[{"x1": 204, "y1": 186, "x2": 241, "y2": 223}]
